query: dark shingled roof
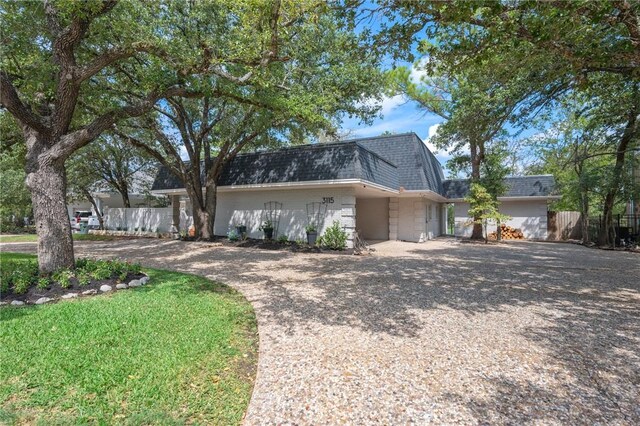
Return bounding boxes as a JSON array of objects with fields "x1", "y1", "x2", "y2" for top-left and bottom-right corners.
[
  {"x1": 442, "y1": 175, "x2": 556, "y2": 199},
  {"x1": 346, "y1": 133, "x2": 445, "y2": 193},
  {"x1": 151, "y1": 132, "x2": 556, "y2": 200},
  {"x1": 151, "y1": 141, "x2": 399, "y2": 191}
]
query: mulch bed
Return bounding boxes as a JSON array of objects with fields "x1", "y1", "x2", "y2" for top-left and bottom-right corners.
[
  {"x1": 181, "y1": 236, "x2": 354, "y2": 255},
  {"x1": 1, "y1": 272, "x2": 146, "y2": 305}
]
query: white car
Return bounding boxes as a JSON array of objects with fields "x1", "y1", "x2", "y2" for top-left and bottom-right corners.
[{"x1": 71, "y1": 211, "x2": 100, "y2": 230}]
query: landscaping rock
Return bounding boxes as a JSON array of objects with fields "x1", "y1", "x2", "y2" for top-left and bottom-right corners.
[
  {"x1": 61, "y1": 293, "x2": 78, "y2": 299},
  {"x1": 116, "y1": 283, "x2": 128, "y2": 290},
  {"x1": 10, "y1": 300, "x2": 25, "y2": 306},
  {"x1": 128, "y1": 279, "x2": 142, "y2": 287},
  {"x1": 140, "y1": 276, "x2": 150, "y2": 284},
  {"x1": 99, "y1": 285, "x2": 113, "y2": 292},
  {"x1": 82, "y1": 289, "x2": 98, "y2": 295},
  {"x1": 35, "y1": 297, "x2": 54, "y2": 305}
]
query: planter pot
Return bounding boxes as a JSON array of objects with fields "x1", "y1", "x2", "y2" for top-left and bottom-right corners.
[
  {"x1": 263, "y1": 228, "x2": 274, "y2": 240},
  {"x1": 235, "y1": 225, "x2": 247, "y2": 236},
  {"x1": 306, "y1": 231, "x2": 318, "y2": 245}
]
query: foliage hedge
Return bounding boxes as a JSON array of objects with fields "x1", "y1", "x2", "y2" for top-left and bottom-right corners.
[{"x1": 0, "y1": 258, "x2": 141, "y2": 295}]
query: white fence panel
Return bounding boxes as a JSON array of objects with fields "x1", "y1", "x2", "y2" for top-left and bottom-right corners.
[{"x1": 104, "y1": 208, "x2": 174, "y2": 233}]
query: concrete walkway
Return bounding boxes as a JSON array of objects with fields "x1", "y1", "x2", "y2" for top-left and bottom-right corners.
[{"x1": 3, "y1": 239, "x2": 639, "y2": 424}]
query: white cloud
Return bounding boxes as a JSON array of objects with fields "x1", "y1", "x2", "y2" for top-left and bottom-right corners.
[
  {"x1": 422, "y1": 123, "x2": 441, "y2": 154},
  {"x1": 427, "y1": 123, "x2": 440, "y2": 139},
  {"x1": 379, "y1": 94, "x2": 405, "y2": 116},
  {"x1": 357, "y1": 94, "x2": 405, "y2": 117},
  {"x1": 409, "y1": 57, "x2": 430, "y2": 84},
  {"x1": 351, "y1": 115, "x2": 420, "y2": 138}
]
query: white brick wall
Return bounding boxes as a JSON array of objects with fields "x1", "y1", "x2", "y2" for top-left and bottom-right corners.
[
  {"x1": 388, "y1": 198, "x2": 399, "y2": 240},
  {"x1": 213, "y1": 187, "x2": 355, "y2": 244}
]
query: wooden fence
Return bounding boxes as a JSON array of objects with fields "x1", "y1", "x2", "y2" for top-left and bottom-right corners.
[{"x1": 547, "y1": 211, "x2": 582, "y2": 241}]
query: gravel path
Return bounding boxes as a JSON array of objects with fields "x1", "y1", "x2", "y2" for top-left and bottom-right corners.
[{"x1": 3, "y1": 239, "x2": 639, "y2": 424}]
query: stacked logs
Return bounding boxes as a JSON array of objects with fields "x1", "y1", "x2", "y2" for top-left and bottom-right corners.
[{"x1": 489, "y1": 224, "x2": 525, "y2": 240}]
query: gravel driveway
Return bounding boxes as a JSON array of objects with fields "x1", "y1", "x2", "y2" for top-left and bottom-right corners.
[{"x1": 3, "y1": 238, "x2": 639, "y2": 424}]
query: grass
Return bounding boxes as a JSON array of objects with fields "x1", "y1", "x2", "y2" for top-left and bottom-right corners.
[
  {"x1": 0, "y1": 252, "x2": 258, "y2": 425},
  {"x1": 0, "y1": 233, "x2": 119, "y2": 243}
]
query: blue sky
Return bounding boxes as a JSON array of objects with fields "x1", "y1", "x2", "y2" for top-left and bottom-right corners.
[
  {"x1": 339, "y1": 94, "x2": 447, "y2": 162},
  {"x1": 338, "y1": 5, "x2": 452, "y2": 168}
]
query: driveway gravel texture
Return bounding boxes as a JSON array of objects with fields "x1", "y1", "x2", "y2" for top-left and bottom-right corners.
[{"x1": 3, "y1": 238, "x2": 639, "y2": 425}]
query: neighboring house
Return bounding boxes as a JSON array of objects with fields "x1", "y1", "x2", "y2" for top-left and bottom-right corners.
[{"x1": 150, "y1": 133, "x2": 558, "y2": 246}]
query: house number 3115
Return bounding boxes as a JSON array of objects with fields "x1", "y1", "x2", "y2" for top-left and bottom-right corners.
[{"x1": 322, "y1": 197, "x2": 334, "y2": 204}]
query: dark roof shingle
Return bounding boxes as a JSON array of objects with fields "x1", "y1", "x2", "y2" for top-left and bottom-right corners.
[
  {"x1": 347, "y1": 133, "x2": 444, "y2": 193},
  {"x1": 151, "y1": 142, "x2": 398, "y2": 191},
  {"x1": 442, "y1": 175, "x2": 556, "y2": 199},
  {"x1": 152, "y1": 132, "x2": 556, "y2": 201}
]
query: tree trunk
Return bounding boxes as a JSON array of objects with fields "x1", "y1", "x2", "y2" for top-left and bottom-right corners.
[
  {"x1": 598, "y1": 194, "x2": 617, "y2": 246},
  {"x1": 120, "y1": 189, "x2": 131, "y2": 208},
  {"x1": 192, "y1": 205, "x2": 212, "y2": 240},
  {"x1": 25, "y1": 158, "x2": 75, "y2": 273},
  {"x1": 597, "y1": 107, "x2": 637, "y2": 246},
  {"x1": 204, "y1": 181, "x2": 218, "y2": 240},
  {"x1": 83, "y1": 188, "x2": 104, "y2": 230},
  {"x1": 470, "y1": 140, "x2": 484, "y2": 240},
  {"x1": 579, "y1": 189, "x2": 590, "y2": 244},
  {"x1": 184, "y1": 184, "x2": 212, "y2": 240}
]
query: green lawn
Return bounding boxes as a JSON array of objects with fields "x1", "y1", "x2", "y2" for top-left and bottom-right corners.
[
  {"x1": 0, "y1": 233, "x2": 119, "y2": 243},
  {"x1": 0, "y1": 253, "x2": 257, "y2": 425}
]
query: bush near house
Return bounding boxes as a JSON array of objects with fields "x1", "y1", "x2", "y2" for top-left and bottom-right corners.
[{"x1": 317, "y1": 220, "x2": 348, "y2": 250}]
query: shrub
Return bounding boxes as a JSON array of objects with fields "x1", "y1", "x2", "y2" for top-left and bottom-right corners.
[
  {"x1": 90, "y1": 262, "x2": 112, "y2": 281},
  {"x1": 37, "y1": 277, "x2": 50, "y2": 289},
  {"x1": 277, "y1": 234, "x2": 288, "y2": 244},
  {"x1": 305, "y1": 223, "x2": 317, "y2": 233},
  {"x1": 227, "y1": 229, "x2": 240, "y2": 242},
  {"x1": 0, "y1": 257, "x2": 143, "y2": 295},
  {"x1": 6, "y1": 260, "x2": 39, "y2": 294},
  {"x1": 318, "y1": 221, "x2": 348, "y2": 250},
  {"x1": 53, "y1": 269, "x2": 74, "y2": 289},
  {"x1": 13, "y1": 276, "x2": 30, "y2": 294},
  {"x1": 78, "y1": 273, "x2": 91, "y2": 286}
]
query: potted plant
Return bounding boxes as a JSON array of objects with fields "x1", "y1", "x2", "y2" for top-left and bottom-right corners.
[
  {"x1": 234, "y1": 223, "x2": 247, "y2": 237},
  {"x1": 259, "y1": 220, "x2": 274, "y2": 240},
  {"x1": 305, "y1": 223, "x2": 318, "y2": 245}
]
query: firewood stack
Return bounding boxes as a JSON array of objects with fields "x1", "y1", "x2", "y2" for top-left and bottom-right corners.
[{"x1": 489, "y1": 224, "x2": 525, "y2": 240}]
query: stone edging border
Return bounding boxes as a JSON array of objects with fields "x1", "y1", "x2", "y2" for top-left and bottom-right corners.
[{"x1": 2, "y1": 274, "x2": 151, "y2": 307}]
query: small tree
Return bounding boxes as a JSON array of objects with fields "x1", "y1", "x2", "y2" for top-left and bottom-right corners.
[{"x1": 465, "y1": 183, "x2": 510, "y2": 243}]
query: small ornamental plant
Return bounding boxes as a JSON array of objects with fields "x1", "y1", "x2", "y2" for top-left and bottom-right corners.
[
  {"x1": 1, "y1": 258, "x2": 142, "y2": 296},
  {"x1": 305, "y1": 223, "x2": 318, "y2": 245},
  {"x1": 259, "y1": 220, "x2": 274, "y2": 239},
  {"x1": 227, "y1": 229, "x2": 240, "y2": 242},
  {"x1": 318, "y1": 220, "x2": 348, "y2": 250}
]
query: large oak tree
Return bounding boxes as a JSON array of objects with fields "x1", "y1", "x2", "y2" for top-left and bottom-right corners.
[
  {"x1": 114, "y1": 3, "x2": 382, "y2": 240},
  {"x1": 0, "y1": 0, "x2": 330, "y2": 271}
]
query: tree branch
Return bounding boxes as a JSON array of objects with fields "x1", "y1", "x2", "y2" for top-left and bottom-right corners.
[
  {"x1": 0, "y1": 71, "x2": 48, "y2": 134},
  {"x1": 47, "y1": 86, "x2": 201, "y2": 161}
]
